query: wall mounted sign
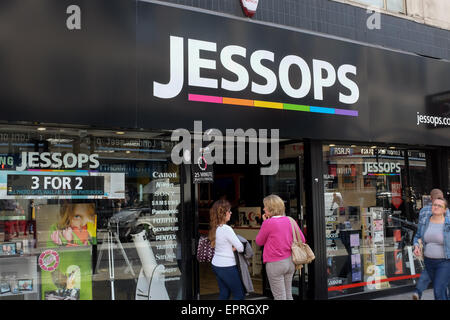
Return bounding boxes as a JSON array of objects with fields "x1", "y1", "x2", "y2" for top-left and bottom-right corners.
[
  {"x1": 0, "y1": 1, "x2": 449, "y2": 146},
  {"x1": 192, "y1": 157, "x2": 214, "y2": 184},
  {"x1": 240, "y1": 0, "x2": 259, "y2": 17},
  {"x1": 7, "y1": 174, "x2": 104, "y2": 196},
  {"x1": 0, "y1": 171, "x2": 125, "y2": 199}
]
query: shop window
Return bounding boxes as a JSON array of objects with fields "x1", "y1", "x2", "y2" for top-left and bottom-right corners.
[
  {"x1": 348, "y1": 0, "x2": 406, "y2": 14},
  {"x1": 323, "y1": 144, "x2": 426, "y2": 298},
  {"x1": 448, "y1": 153, "x2": 450, "y2": 200},
  {"x1": 0, "y1": 125, "x2": 182, "y2": 300}
]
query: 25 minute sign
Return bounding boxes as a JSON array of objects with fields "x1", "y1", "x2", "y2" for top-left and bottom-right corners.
[{"x1": 7, "y1": 174, "x2": 104, "y2": 196}]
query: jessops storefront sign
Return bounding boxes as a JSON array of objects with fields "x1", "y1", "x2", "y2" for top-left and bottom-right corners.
[
  {"x1": 138, "y1": 1, "x2": 368, "y2": 141},
  {"x1": 0, "y1": 0, "x2": 449, "y2": 145}
]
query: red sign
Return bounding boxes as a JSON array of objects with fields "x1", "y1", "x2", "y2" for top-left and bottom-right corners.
[
  {"x1": 391, "y1": 182, "x2": 403, "y2": 209},
  {"x1": 240, "y1": 0, "x2": 259, "y2": 17}
]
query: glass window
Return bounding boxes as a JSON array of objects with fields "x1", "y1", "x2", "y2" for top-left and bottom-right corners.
[
  {"x1": 0, "y1": 124, "x2": 183, "y2": 300},
  {"x1": 386, "y1": 0, "x2": 405, "y2": 13},
  {"x1": 351, "y1": 0, "x2": 405, "y2": 13},
  {"x1": 353, "y1": 0, "x2": 384, "y2": 8},
  {"x1": 448, "y1": 153, "x2": 450, "y2": 201},
  {"x1": 323, "y1": 144, "x2": 426, "y2": 298}
]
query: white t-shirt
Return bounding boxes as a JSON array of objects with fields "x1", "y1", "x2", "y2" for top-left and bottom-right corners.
[{"x1": 211, "y1": 224, "x2": 244, "y2": 267}]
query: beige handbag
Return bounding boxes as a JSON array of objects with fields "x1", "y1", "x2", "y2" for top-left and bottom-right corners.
[{"x1": 288, "y1": 217, "x2": 315, "y2": 270}]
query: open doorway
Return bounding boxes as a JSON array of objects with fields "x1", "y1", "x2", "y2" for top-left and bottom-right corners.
[
  {"x1": 195, "y1": 141, "x2": 306, "y2": 300},
  {"x1": 197, "y1": 164, "x2": 265, "y2": 299}
]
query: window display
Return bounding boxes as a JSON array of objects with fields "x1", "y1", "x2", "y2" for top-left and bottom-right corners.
[
  {"x1": 323, "y1": 145, "x2": 428, "y2": 298},
  {"x1": 0, "y1": 125, "x2": 182, "y2": 300}
]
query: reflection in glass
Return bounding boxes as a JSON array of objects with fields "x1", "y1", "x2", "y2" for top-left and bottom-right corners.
[
  {"x1": 323, "y1": 145, "x2": 426, "y2": 298},
  {"x1": 0, "y1": 125, "x2": 183, "y2": 300}
]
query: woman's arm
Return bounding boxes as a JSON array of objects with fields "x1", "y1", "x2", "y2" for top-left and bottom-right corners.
[
  {"x1": 226, "y1": 226, "x2": 244, "y2": 252},
  {"x1": 255, "y1": 221, "x2": 269, "y2": 246}
]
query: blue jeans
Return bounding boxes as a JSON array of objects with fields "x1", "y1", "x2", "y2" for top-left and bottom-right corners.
[
  {"x1": 424, "y1": 258, "x2": 450, "y2": 300},
  {"x1": 212, "y1": 265, "x2": 245, "y2": 300},
  {"x1": 415, "y1": 269, "x2": 431, "y2": 298}
]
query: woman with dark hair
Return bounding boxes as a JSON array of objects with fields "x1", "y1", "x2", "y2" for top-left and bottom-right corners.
[{"x1": 209, "y1": 200, "x2": 245, "y2": 300}]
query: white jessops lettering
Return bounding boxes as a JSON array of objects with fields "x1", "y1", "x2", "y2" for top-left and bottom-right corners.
[
  {"x1": 220, "y1": 45, "x2": 249, "y2": 91},
  {"x1": 16, "y1": 152, "x2": 100, "y2": 171},
  {"x1": 362, "y1": 162, "x2": 401, "y2": 175},
  {"x1": 153, "y1": 36, "x2": 184, "y2": 99},
  {"x1": 279, "y1": 55, "x2": 311, "y2": 98},
  {"x1": 338, "y1": 65, "x2": 359, "y2": 104},
  {"x1": 250, "y1": 50, "x2": 277, "y2": 95},
  {"x1": 154, "y1": 36, "x2": 360, "y2": 105},
  {"x1": 313, "y1": 59, "x2": 336, "y2": 100},
  {"x1": 188, "y1": 39, "x2": 217, "y2": 89}
]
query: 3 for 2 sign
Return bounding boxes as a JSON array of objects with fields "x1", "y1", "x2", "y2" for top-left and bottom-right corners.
[{"x1": 7, "y1": 174, "x2": 104, "y2": 196}]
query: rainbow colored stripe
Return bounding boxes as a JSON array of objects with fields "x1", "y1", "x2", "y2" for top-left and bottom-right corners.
[
  {"x1": 26, "y1": 169, "x2": 97, "y2": 173},
  {"x1": 188, "y1": 94, "x2": 358, "y2": 117}
]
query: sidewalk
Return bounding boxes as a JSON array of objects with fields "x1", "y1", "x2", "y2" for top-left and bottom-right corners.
[{"x1": 374, "y1": 288, "x2": 434, "y2": 300}]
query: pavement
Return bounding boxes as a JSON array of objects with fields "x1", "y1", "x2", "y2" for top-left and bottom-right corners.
[{"x1": 374, "y1": 288, "x2": 434, "y2": 300}]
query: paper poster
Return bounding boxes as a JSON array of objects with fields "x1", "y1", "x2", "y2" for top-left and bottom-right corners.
[
  {"x1": 375, "y1": 253, "x2": 385, "y2": 265},
  {"x1": 37, "y1": 202, "x2": 95, "y2": 300},
  {"x1": 238, "y1": 207, "x2": 261, "y2": 227},
  {"x1": 350, "y1": 233, "x2": 360, "y2": 247},
  {"x1": 40, "y1": 247, "x2": 92, "y2": 300},
  {"x1": 373, "y1": 219, "x2": 383, "y2": 231},
  {"x1": 373, "y1": 231, "x2": 384, "y2": 243},
  {"x1": 36, "y1": 203, "x2": 97, "y2": 248},
  {"x1": 391, "y1": 182, "x2": 403, "y2": 209},
  {"x1": 394, "y1": 250, "x2": 403, "y2": 274},
  {"x1": 393, "y1": 229, "x2": 402, "y2": 242},
  {"x1": 351, "y1": 254, "x2": 362, "y2": 282}
]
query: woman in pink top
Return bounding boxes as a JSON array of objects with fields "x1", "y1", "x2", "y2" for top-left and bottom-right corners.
[{"x1": 256, "y1": 194, "x2": 305, "y2": 300}]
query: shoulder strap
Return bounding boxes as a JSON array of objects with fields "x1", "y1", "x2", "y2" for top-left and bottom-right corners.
[{"x1": 288, "y1": 216, "x2": 303, "y2": 244}]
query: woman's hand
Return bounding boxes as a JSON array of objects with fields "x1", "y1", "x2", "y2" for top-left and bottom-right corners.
[
  {"x1": 413, "y1": 245, "x2": 422, "y2": 257},
  {"x1": 232, "y1": 246, "x2": 236, "y2": 252},
  {"x1": 262, "y1": 213, "x2": 269, "y2": 221}
]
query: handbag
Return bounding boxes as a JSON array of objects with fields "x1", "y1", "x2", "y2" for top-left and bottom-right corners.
[
  {"x1": 288, "y1": 217, "x2": 315, "y2": 270},
  {"x1": 196, "y1": 235, "x2": 215, "y2": 263}
]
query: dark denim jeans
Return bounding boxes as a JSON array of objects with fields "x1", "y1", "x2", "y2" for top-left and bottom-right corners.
[
  {"x1": 211, "y1": 264, "x2": 245, "y2": 300},
  {"x1": 424, "y1": 258, "x2": 450, "y2": 300},
  {"x1": 415, "y1": 269, "x2": 431, "y2": 298}
]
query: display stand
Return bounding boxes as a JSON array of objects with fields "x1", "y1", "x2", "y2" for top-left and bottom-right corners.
[
  {"x1": 95, "y1": 226, "x2": 136, "y2": 300},
  {"x1": 361, "y1": 207, "x2": 390, "y2": 291},
  {"x1": 0, "y1": 255, "x2": 39, "y2": 300}
]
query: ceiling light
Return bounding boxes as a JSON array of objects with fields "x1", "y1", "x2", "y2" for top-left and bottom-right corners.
[
  {"x1": 116, "y1": 131, "x2": 125, "y2": 135},
  {"x1": 37, "y1": 127, "x2": 46, "y2": 131}
]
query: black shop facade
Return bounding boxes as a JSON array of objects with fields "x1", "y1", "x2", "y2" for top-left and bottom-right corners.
[{"x1": 0, "y1": 0, "x2": 449, "y2": 301}]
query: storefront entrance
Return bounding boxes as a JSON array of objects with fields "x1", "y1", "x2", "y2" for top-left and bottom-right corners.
[{"x1": 193, "y1": 142, "x2": 307, "y2": 300}]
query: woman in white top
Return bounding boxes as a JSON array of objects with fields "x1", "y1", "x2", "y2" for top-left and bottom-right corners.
[{"x1": 209, "y1": 200, "x2": 245, "y2": 300}]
